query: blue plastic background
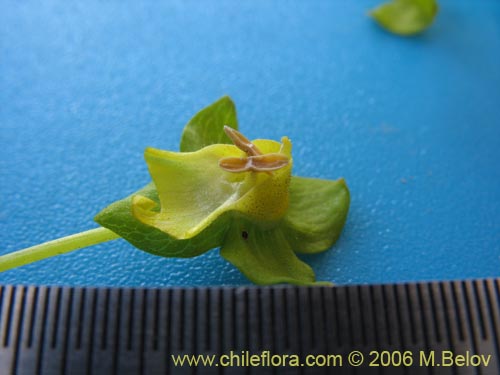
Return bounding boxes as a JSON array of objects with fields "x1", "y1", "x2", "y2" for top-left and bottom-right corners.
[{"x1": 1, "y1": 1, "x2": 499, "y2": 287}]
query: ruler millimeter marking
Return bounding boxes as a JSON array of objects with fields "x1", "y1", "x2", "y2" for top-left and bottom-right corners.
[{"x1": 0, "y1": 279, "x2": 499, "y2": 374}]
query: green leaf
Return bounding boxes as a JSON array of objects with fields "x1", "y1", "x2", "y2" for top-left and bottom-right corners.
[
  {"x1": 283, "y1": 177, "x2": 350, "y2": 254},
  {"x1": 220, "y1": 218, "x2": 322, "y2": 286},
  {"x1": 180, "y1": 96, "x2": 238, "y2": 152},
  {"x1": 94, "y1": 182, "x2": 230, "y2": 258},
  {"x1": 370, "y1": 0, "x2": 438, "y2": 36}
]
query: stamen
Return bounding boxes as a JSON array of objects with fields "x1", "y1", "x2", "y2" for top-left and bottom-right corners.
[
  {"x1": 223, "y1": 125, "x2": 263, "y2": 156},
  {"x1": 219, "y1": 157, "x2": 250, "y2": 172},
  {"x1": 248, "y1": 153, "x2": 289, "y2": 171},
  {"x1": 219, "y1": 153, "x2": 289, "y2": 173}
]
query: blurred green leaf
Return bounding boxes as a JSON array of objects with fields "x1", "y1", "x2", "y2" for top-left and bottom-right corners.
[{"x1": 370, "y1": 0, "x2": 439, "y2": 36}]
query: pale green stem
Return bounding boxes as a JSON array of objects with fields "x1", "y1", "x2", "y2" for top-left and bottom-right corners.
[{"x1": 0, "y1": 227, "x2": 120, "y2": 272}]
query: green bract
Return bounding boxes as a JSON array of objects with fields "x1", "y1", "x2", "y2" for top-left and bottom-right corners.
[
  {"x1": 370, "y1": 0, "x2": 438, "y2": 36},
  {"x1": 95, "y1": 96, "x2": 350, "y2": 285}
]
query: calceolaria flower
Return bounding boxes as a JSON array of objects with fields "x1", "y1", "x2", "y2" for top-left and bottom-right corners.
[
  {"x1": 0, "y1": 96, "x2": 350, "y2": 285},
  {"x1": 96, "y1": 96, "x2": 350, "y2": 285}
]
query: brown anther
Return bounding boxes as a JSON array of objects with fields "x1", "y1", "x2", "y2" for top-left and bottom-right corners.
[
  {"x1": 223, "y1": 125, "x2": 263, "y2": 156},
  {"x1": 220, "y1": 126, "x2": 289, "y2": 174},
  {"x1": 219, "y1": 153, "x2": 289, "y2": 173}
]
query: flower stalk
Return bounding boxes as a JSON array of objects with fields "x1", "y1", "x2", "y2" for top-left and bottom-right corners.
[{"x1": 0, "y1": 227, "x2": 119, "y2": 272}]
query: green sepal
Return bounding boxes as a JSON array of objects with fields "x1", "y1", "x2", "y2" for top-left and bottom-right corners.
[
  {"x1": 180, "y1": 95, "x2": 238, "y2": 152},
  {"x1": 220, "y1": 217, "x2": 326, "y2": 286},
  {"x1": 94, "y1": 182, "x2": 230, "y2": 258},
  {"x1": 283, "y1": 177, "x2": 350, "y2": 254},
  {"x1": 370, "y1": 0, "x2": 438, "y2": 36}
]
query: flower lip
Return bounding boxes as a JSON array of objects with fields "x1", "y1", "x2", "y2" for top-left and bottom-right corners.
[{"x1": 130, "y1": 136, "x2": 293, "y2": 240}]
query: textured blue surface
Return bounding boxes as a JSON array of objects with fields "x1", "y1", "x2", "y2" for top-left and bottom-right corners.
[{"x1": 1, "y1": 1, "x2": 499, "y2": 287}]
